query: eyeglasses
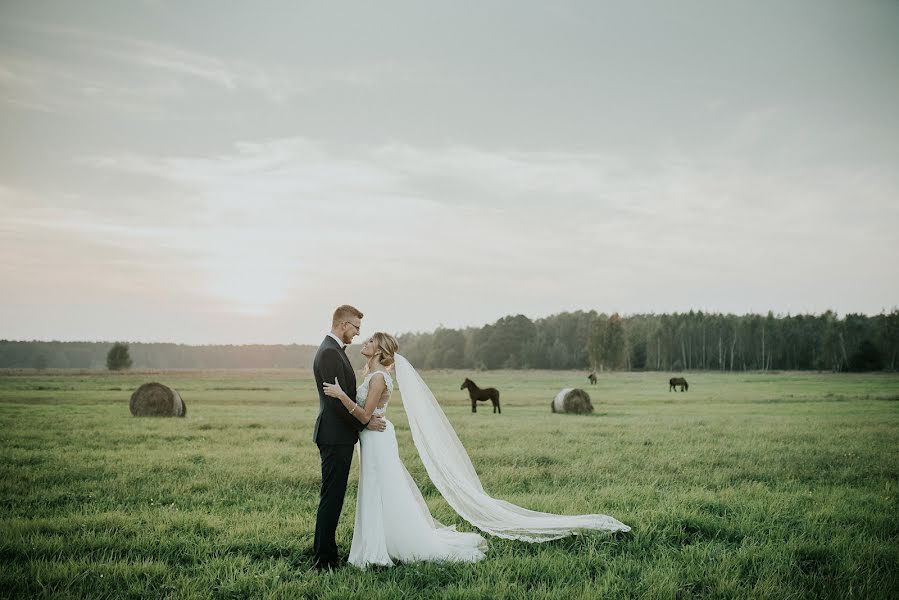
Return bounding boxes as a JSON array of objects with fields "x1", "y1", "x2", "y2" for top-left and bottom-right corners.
[{"x1": 344, "y1": 321, "x2": 360, "y2": 332}]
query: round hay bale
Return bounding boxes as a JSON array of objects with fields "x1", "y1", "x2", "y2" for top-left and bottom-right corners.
[
  {"x1": 130, "y1": 382, "x2": 186, "y2": 417},
  {"x1": 551, "y1": 388, "x2": 594, "y2": 414}
]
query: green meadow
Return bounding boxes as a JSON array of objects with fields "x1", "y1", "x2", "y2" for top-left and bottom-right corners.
[{"x1": 1, "y1": 369, "x2": 897, "y2": 599}]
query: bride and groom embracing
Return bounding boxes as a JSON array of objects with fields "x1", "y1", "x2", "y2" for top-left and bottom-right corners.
[{"x1": 312, "y1": 304, "x2": 630, "y2": 571}]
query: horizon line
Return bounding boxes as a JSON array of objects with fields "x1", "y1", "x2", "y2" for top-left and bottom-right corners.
[{"x1": 3, "y1": 305, "x2": 896, "y2": 347}]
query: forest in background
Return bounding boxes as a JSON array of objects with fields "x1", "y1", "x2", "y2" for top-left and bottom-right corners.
[
  {"x1": 2, "y1": 309, "x2": 897, "y2": 372},
  {"x1": 398, "y1": 310, "x2": 898, "y2": 372}
]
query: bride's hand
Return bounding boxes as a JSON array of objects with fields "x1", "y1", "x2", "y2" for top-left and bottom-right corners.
[{"x1": 323, "y1": 378, "x2": 346, "y2": 399}]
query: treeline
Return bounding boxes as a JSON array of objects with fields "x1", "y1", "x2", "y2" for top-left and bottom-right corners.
[
  {"x1": 396, "y1": 310, "x2": 899, "y2": 372},
  {"x1": 3, "y1": 309, "x2": 897, "y2": 372},
  {"x1": 0, "y1": 341, "x2": 319, "y2": 370}
]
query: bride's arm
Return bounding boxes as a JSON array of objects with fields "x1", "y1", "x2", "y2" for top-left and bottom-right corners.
[
  {"x1": 319, "y1": 349, "x2": 368, "y2": 431},
  {"x1": 322, "y1": 375, "x2": 386, "y2": 424},
  {"x1": 322, "y1": 378, "x2": 359, "y2": 416}
]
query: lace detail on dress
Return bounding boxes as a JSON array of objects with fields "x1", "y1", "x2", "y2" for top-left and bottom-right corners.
[{"x1": 356, "y1": 369, "x2": 393, "y2": 416}]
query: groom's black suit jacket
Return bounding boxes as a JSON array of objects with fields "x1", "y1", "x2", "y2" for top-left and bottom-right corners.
[{"x1": 312, "y1": 335, "x2": 368, "y2": 445}]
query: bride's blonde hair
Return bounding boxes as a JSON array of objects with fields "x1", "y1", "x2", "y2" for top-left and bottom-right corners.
[{"x1": 370, "y1": 332, "x2": 399, "y2": 367}]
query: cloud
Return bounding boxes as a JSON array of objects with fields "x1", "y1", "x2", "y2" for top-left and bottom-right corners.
[
  {"x1": 75, "y1": 133, "x2": 899, "y2": 260},
  {"x1": 0, "y1": 19, "x2": 401, "y2": 115},
  {"x1": 4, "y1": 125, "x2": 898, "y2": 341},
  {"x1": 0, "y1": 51, "x2": 186, "y2": 115}
]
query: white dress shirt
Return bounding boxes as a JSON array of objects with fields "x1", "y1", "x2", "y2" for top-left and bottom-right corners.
[{"x1": 327, "y1": 332, "x2": 346, "y2": 349}]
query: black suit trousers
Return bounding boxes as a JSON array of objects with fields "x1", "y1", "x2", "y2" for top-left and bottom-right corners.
[{"x1": 313, "y1": 443, "x2": 355, "y2": 566}]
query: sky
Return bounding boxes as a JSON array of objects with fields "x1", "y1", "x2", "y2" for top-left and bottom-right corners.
[{"x1": 1, "y1": 0, "x2": 897, "y2": 344}]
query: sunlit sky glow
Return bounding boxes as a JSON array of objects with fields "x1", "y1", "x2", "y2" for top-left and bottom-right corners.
[{"x1": 1, "y1": 1, "x2": 897, "y2": 344}]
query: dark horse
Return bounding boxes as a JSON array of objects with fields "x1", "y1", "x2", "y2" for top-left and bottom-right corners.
[
  {"x1": 669, "y1": 377, "x2": 689, "y2": 392},
  {"x1": 461, "y1": 378, "x2": 501, "y2": 413},
  {"x1": 588, "y1": 371, "x2": 597, "y2": 385}
]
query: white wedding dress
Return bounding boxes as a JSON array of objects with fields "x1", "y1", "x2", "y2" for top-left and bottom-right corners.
[
  {"x1": 348, "y1": 369, "x2": 488, "y2": 568},
  {"x1": 348, "y1": 355, "x2": 630, "y2": 570}
]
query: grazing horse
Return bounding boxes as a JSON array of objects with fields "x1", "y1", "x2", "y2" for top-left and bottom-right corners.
[
  {"x1": 587, "y1": 371, "x2": 597, "y2": 385},
  {"x1": 461, "y1": 378, "x2": 501, "y2": 413},
  {"x1": 669, "y1": 377, "x2": 689, "y2": 392}
]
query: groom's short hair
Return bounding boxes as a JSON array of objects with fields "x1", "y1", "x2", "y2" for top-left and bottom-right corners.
[{"x1": 332, "y1": 304, "x2": 363, "y2": 327}]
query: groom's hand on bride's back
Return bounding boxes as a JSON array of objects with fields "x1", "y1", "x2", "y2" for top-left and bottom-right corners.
[{"x1": 367, "y1": 416, "x2": 387, "y2": 432}]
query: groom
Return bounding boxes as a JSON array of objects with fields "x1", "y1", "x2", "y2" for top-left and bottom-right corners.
[{"x1": 312, "y1": 304, "x2": 386, "y2": 571}]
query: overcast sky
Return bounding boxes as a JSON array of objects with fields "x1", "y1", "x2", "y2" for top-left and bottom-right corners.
[{"x1": 1, "y1": 0, "x2": 897, "y2": 344}]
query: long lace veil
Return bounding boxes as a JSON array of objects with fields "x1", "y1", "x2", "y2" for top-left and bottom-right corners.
[{"x1": 393, "y1": 354, "x2": 630, "y2": 542}]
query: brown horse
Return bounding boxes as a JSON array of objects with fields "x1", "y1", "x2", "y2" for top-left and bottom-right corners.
[
  {"x1": 587, "y1": 371, "x2": 597, "y2": 385},
  {"x1": 669, "y1": 377, "x2": 688, "y2": 392},
  {"x1": 461, "y1": 378, "x2": 501, "y2": 413}
]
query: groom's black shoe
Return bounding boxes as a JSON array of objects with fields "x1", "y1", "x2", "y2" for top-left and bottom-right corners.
[{"x1": 312, "y1": 560, "x2": 338, "y2": 572}]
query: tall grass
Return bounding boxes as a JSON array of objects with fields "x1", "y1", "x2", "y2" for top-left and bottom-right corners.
[{"x1": 1, "y1": 369, "x2": 897, "y2": 599}]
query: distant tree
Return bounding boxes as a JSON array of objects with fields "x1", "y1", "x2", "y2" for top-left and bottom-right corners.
[
  {"x1": 588, "y1": 317, "x2": 608, "y2": 370},
  {"x1": 848, "y1": 340, "x2": 883, "y2": 372},
  {"x1": 477, "y1": 315, "x2": 535, "y2": 369},
  {"x1": 881, "y1": 308, "x2": 899, "y2": 371},
  {"x1": 548, "y1": 339, "x2": 570, "y2": 370},
  {"x1": 106, "y1": 342, "x2": 133, "y2": 371},
  {"x1": 630, "y1": 338, "x2": 647, "y2": 370},
  {"x1": 604, "y1": 313, "x2": 626, "y2": 370},
  {"x1": 588, "y1": 313, "x2": 626, "y2": 370},
  {"x1": 428, "y1": 327, "x2": 466, "y2": 369},
  {"x1": 34, "y1": 353, "x2": 48, "y2": 371},
  {"x1": 818, "y1": 310, "x2": 844, "y2": 372}
]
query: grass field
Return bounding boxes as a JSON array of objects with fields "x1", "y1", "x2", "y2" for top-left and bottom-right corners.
[{"x1": 1, "y1": 369, "x2": 898, "y2": 599}]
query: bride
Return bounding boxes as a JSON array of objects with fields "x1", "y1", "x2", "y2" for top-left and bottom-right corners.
[{"x1": 323, "y1": 332, "x2": 630, "y2": 569}]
